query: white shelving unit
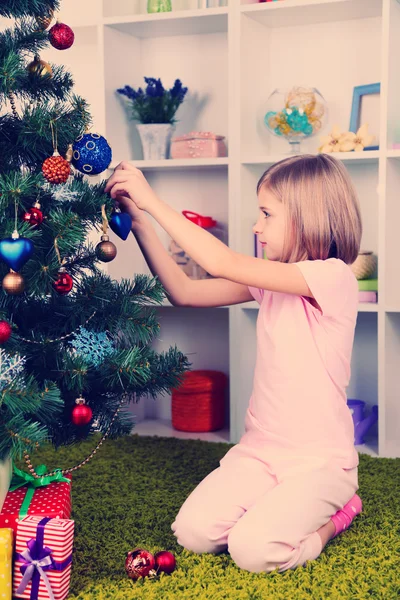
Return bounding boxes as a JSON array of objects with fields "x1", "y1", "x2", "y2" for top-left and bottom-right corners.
[{"x1": 10, "y1": 0, "x2": 400, "y2": 457}]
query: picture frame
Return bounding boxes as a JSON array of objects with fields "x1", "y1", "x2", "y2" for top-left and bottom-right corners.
[{"x1": 349, "y1": 83, "x2": 380, "y2": 150}]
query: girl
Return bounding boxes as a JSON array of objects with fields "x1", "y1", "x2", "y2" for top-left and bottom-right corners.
[{"x1": 105, "y1": 154, "x2": 363, "y2": 573}]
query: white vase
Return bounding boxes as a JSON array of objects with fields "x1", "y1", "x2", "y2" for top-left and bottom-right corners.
[
  {"x1": 0, "y1": 455, "x2": 12, "y2": 512},
  {"x1": 136, "y1": 124, "x2": 175, "y2": 160}
]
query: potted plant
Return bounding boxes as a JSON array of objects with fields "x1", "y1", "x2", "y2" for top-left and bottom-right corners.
[{"x1": 117, "y1": 77, "x2": 188, "y2": 160}]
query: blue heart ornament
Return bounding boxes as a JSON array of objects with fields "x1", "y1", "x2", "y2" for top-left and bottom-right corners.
[
  {"x1": 0, "y1": 237, "x2": 34, "y2": 271},
  {"x1": 109, "y1": 212, "x2": 132, "y2": 241}
]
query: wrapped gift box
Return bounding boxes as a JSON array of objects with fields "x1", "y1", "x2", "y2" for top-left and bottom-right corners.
[
  {"x1": 0, "y1": 473, "x2": 71, "y2": 535},
  {"x1": 170, "y1": 131, "x2": 227, "y2": 159},
  {"x1": 13, "y1": 516, "x2": 74, "y2": 600},
  {"x1": 0, "y1": 528, "x2": 13, "y2": 600}
]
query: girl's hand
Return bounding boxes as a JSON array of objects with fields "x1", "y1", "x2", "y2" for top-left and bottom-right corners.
[
  {"x1": 114, "y1": 193, "x2": 148, "y2": 231},
  {"x1": 104, "y1": 161, "x2": 159, "y2": 212}
]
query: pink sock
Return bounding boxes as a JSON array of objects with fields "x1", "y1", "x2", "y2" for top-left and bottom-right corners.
[{"x1": 330, "y1": 494, "x2": 362, "y2": 539}]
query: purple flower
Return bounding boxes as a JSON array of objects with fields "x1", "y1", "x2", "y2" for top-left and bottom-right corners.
[
  {"x1": 144, "y1": 77, "x2": 165, "y2": 98},
  {"x1": 170, "y1": 79, "x2": 188, "y2": 102},
  {"x1": 116, "y1": 77, "x2": 188, "y2": 124}
]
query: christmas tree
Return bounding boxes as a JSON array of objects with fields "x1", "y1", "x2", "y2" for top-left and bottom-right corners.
[{"x1": 0, "y1": 0, "x2": 189, "y2": 469}]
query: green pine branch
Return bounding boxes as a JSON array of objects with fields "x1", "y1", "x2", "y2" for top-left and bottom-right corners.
[
  {"x1": 0, "y1": 1, "x2": 60, "y2": 19},
  {"x1": 0, "y1": 9, "x2": 191, "y2": 458},
  {"x1": 0, "y1": 96, "x2": 91, "y2": 172}
]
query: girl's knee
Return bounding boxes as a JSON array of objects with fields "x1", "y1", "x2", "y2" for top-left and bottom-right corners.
[
  {"x1": 228, "y1": 526, "x2": 294, "y2": 573},
  {"x1": 171, "y1": 510, "x2": 227, "y2": 554}
]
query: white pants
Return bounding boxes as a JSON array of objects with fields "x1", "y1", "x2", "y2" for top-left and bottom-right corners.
[{"x1": 172, "y1": 444, "x2": 358, "y2": 572}]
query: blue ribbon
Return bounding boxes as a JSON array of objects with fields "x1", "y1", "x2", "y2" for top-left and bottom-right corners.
[{"x1": 15, "y1": 517, "x2": 72, "y2": 600}]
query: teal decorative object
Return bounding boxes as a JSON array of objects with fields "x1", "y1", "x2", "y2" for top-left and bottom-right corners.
[{"x1": 263, "y1": 86, "x2": 328, "y2": 154}]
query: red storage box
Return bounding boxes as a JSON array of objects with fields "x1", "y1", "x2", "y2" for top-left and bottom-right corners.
[{"x1": 172, "y1": 370, "x2": 227, "y2": 432}]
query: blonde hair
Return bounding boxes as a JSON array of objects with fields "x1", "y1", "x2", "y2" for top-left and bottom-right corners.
[{"x1": 257, "y1": 154, "x2": 362, "y2": 264}]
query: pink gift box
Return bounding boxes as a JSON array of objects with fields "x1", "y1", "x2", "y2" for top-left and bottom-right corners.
[
  {"x1": 13, "y1": 516, "x2": 74, "y2": 600},
  {"x1": 170, "y1": 131, "x2": 227, "y2": 159}
]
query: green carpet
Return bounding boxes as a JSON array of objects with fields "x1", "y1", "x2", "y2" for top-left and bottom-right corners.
[{"x1": 27, "y1": 434, "x2": 400, "y2": 599}]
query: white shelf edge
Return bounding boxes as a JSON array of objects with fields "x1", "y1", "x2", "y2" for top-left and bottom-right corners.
[
  {"x1": 241, "y1": 301, "x2": 379, "y2": 312},
  {"x1": 132, "y1": 418, "x2": 231, "y2": 443},
  {"x1": 355, "y1": 440, "x2": 379, "y2": 458},
  {"x1": 386, "y1": 149, "x2": 400, "y2": 158},
  {"x1": 103, "y1": 6, "x2": 228, "y2": 27},
  {"x1": 108, "y1": 157, "x2": 229, "y2": 171},
  {"x1": 241, "y1": 151, "x2": 381, "y2": 166},
  {"x1": 145, "y1": 299, "x2": 231, "y2": 309},
  {"x1": 240, "y1": 0, "x2": 354, "y2": 13},
  {"x1": 239, "y1": 0, "x2": 382, "y2": 26}
]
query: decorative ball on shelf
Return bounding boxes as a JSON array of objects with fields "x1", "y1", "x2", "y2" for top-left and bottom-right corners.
[
  {"x1": 35, "y1": 10, "x2": 54, "y2": 30},
  {"x1": 2, "y1": 272, "x2": 25, "y2": 295},
  {"x1": 263, "y1": 86, "x2": 328, "y2": 154},
  {"x1": 53, "y1": 268, "x2": 73, "y2": 295},
  {"x1": 27, "y1": 55, "x2": 53, "y2": 79},
  {"x1": 22, "y1": 204, "x2": 44, "y2": 227},
  {"x1": 71, "y1": 133, "x2": 112, "y2": 175},
  {"x1": 48, "y1": 22, "x2": 75, "y2": 50},
  {"x1": 0, "y1": 321, "x2": 12, "y2": 344},
  {"x1": 109, "y1": 211, "x2": 132, "y2": 241},
  {"x1": 71, "y1": 397, "x2": 93, "y2": 426},
  {"x1": 42, "y1": 152, "x2": 71, "y2": 184},
  {"x1": 154, "y1": 551, "x2": 176, "y2": 575},
  {"x1": 95, "y1": 235, "x2": 117, "y2": 262},
  {"x1": 125, "y1": 549, "x2": 155, "y2": 581}
]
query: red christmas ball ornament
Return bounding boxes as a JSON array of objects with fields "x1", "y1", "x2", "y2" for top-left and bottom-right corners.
[
  {"x1": 49, "y1": 22, "x2": 75, "y2": 50},
  {"x1": 154, "y1": 551, "x2": 176, "y2": 575},
  {"x1": 71, "y1": 397, "x2": 93, "y2": 426},
  {"x1": 42, "y1": 152, "x2": 70, "y2": 184},
  {"x1": 125, "y1": 549, "x2": 155, "y2": 580},
  {"x1": 23, "y1": 206, "x2": 44, "y2": 227},
  {"x1": 53, "y1": 268, "x2": 73, "y2": 295},
  {"x1": 0, "y1": 321, "x2": 12, "y2": 344}
]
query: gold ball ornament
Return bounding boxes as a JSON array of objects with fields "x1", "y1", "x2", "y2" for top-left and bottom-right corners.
[
  {"x1": 95, "y1": 235, "x2": 117, "y2": 262},
  {"x1": 35, "y1": 10, "x2": 54, "y2": 30},
  {"x1": 2, "y1": 272, "x2": 25, "y2": 295},
  {"x1": 27, "y1": 55, "x2": 53, "y2": 78}
]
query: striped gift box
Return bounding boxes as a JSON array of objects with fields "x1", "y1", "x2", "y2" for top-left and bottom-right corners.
[{"x1": 13, "y1": 516, "x2": 74, "y2": 600}]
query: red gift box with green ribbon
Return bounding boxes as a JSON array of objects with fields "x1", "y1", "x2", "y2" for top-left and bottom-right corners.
[{"x1": 0, "y1": 466, "x2": 71, "y2": 535}]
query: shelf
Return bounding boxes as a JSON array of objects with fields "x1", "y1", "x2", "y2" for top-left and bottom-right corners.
[
  {"x1": 241, "y1": 151, "x2": 381, "y2": 166},
  {"x1": 151, "y1": 299, "x2": 232, "y2": 309},
  {"x1": 355, "y1": 439, "x2": 378, "y2": 458},
  {"x1": 241, "y1": 301, "x2": 379, "y2": 312},
  {"x1": 132, "y1": 418, "x2": 231, "y2": 443},
  {"x1": 108, "y1": 157, "x2": 229, "y2": 171},
  {"x1": 103, "y1": 7, "x2": 228, "y2": 38},
  {"x1": 240, "y1": 0, "x2": 382, "y2": 28},
  {"x1": 386, "y1": 149, "x2": 400, "y2": 159}
]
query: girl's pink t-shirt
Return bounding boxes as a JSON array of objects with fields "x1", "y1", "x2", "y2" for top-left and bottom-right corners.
[{"x1": 242, "y1": 258, "x2": 359, "y2": 479}]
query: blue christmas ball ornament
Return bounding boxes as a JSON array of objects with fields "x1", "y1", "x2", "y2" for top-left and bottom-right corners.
[{"x1": 72, "y1": 133, "x2": 112, "y2": 175}]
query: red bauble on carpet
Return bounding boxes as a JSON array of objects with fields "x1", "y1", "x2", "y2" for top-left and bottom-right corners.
[
  {"x1": 154, "y1": 550, "x2": 176, "y2": 574},
  {"x1": 125, "y1": 549, "x2": 155, "y2": 580}
]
